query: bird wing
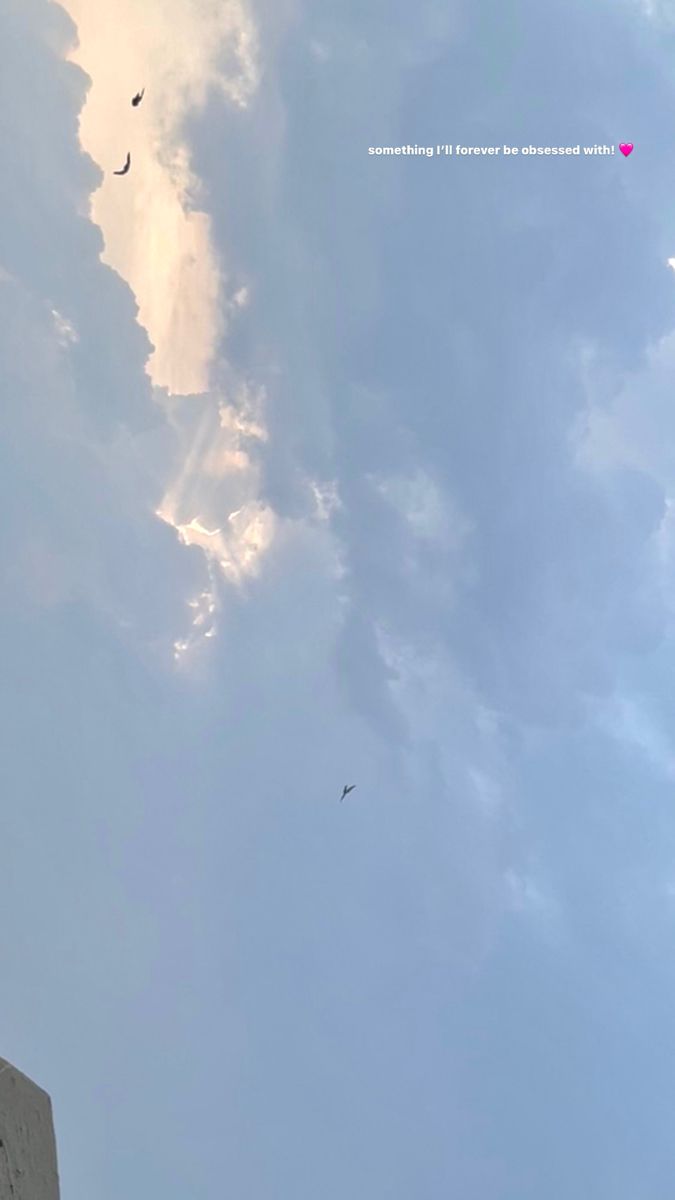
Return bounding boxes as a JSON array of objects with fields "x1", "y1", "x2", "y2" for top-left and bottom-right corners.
[{"x1": 113, "y1": 153, "x2": 131, "y2": 175}]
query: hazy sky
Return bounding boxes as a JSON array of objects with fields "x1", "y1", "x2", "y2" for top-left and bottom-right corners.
[{"x1": 4, "y1": 1, "x2": 675, "y2": 1197}]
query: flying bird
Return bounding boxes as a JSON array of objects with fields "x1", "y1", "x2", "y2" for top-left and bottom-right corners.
[
  {"x1": 340, "y1": 785, "x2": 356, "y2": 802},
  {"x1": 131, "y1": 88, "x2": 145, "y2": 107},
  {"x1": 113, "y1": 152, "x2": 131, "y2": 176}
]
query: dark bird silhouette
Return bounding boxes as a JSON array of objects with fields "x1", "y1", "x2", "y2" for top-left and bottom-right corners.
[
  {"x1": 340, "y1": 784, "x2": 356, "y2": 802},
  {"x1": 131, "y1": 88, "x2": 145, "y2": 107},
  {"x1": 113, "y1": 152, "x2": 131, "y2": 176}
]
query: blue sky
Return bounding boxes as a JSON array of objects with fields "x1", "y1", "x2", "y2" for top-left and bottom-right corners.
[{"x1": 4, "y1": 0, "x2": 675, "y2": 1196}]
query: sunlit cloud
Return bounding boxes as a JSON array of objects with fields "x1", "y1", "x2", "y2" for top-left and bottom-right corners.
[
  {"x1": 62, "y1": 0, "x2": 259, "y2": 395},
  {"x1": 59, "y1": 0, "x2": 284, "y2": 659},
  {"x1": 158, "y1": 500, "x2": 276, "y2": 586},
  {"x1": 156, "y1": 379, "x2": 273, "y2": 573}
]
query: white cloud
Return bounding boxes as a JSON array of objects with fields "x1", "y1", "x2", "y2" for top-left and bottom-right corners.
[
  {"x1": 466, "y1": 766, "x2": 503, "y2": 817},
  {"x1": 592, "y1": 692, "x2": 675, "y2": 781},
  {"x1": 309, "y1": 39, "x2": 331, "y2": 62},
  {"x1": 375, "y1": 627, "x2": 511, "y2": 813},
  {"x1": 50, "y1": 307, "x2": 78, "y2": 346},
  {"x1": 310, "y1": 478, "x2": 342, "y2": 522},
  {"x1": 504, "y1": 867, "x2": 562, "y2": 937},
  {"x1": 573, "y1": 331, "x2": 675, "y2": 480},
  {"x1": 371, "y1": 468, "x2": 470, "y2": 551},
  {"x1": 636, "y1": 0, "x2": 675, "y2": 23}
]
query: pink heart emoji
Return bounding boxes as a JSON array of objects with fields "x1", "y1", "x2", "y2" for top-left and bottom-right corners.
[{"x1": 619, "y1": 143, "x2": 634, "y2": 157}]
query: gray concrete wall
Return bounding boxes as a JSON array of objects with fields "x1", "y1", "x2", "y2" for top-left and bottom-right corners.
[{"x1": 0, "y1": 1060, "x2": 60, "y2": 1200}]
